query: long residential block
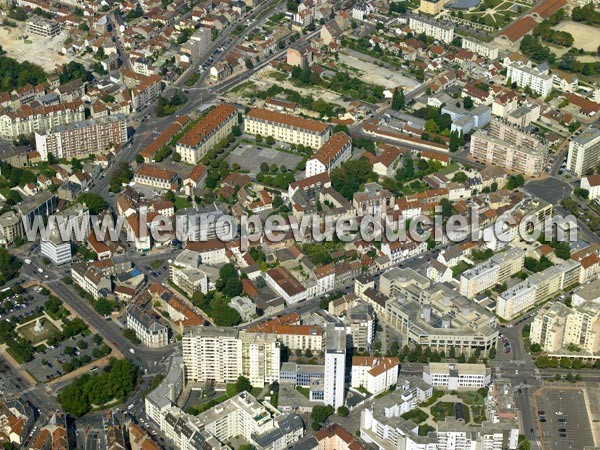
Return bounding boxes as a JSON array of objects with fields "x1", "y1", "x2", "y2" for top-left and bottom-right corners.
[
  {"x1": 244, "y1": 107, "x2": 331, "y2": 149},
  {"x1": 35, "y1": 115, "x2": 128, "y2": 161},
  {"x1": 175, "y1": 104, "x2": 237, "y2": 164}
]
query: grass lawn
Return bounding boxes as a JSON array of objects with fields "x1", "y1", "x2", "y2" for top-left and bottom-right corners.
[
  {"x1": 458, "y1": 391, "x2": 486, "y2": 406},
  {"x1": 401, "y1": 408, "x2": 428, "y2": 424},
  {"x1": 452, "y1": 261, "x2": 473, "y2": 278},
  {"x1": 149, "y1": 259, "x2": 165, "y2": 270},
  {"x1": 431, "y1": 402, "x2": 456, "y2": 422},
  {"x1": 471, "y1": 405, "x2": 486, "y2": 424},
  {"x1": 419, "y1": 424, "x2": 435, "y2": 436},
  {"x1": 420, "y1": 389, "x2": 445, "y2": 407},
  {"x1": 296, "y1": 386, "x2": 310, "y2": 398},
  {"x1": 174, "y1": 196, "x2": 192, "y2": 211}
]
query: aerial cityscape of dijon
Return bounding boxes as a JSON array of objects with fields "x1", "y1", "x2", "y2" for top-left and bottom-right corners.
[{"x1": 0, "y1": 0, "x2": 599, "y2": 448}]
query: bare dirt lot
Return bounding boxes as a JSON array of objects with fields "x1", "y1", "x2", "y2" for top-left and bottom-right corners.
[
  {"x1": 0, "y1": 22, "x2": 72, "y2": 72},
  {"x1": 338, "y1": 52, "x2": 419, "y2": 90},
  {"x1": 553, "y1": 21, "x2": 600, "y2": 52}
]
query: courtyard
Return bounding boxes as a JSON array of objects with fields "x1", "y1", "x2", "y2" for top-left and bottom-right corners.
[{"x1": 226, "y1": 142, "x2": 303, "y2": 176}]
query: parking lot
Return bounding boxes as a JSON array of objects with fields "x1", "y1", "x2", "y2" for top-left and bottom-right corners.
[
  {"x1": 226, "y1": 142, "x2": 303, "y2": 176},
  {"x1": 534, "y1": 387, "x2": 595, "y2": 450}
]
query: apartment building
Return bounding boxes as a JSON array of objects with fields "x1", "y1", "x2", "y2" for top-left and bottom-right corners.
[
  {"x1": 244, "y1": 108, "x2": 331, "y2": 149},
  {"x1": 305, "y1": 132, "x2": 352, "y2": 177},
  {"x1": 353, "y1": 182, "x2": 395, "y2": 216},
  {"x1": 192, "y1": 392, "x2": 303, "y2": 449},
  {"x1": 379, "y1": 268, "x2": 499, "y2": 356},
  {"x1": 134, "y1": 164, "x2": 178, "y2": 190},
  {"x1": 26, "y1": 17, "x2": 61, "y2": 37},
  {"x1": 462, "y1": 37, "x2": 499, "y2": 60},
  {"x1": 567, "y1": 126, "x2": 600, "y2": 176},
  {"x1": 35, "y1": 115, "x2": 128, "y2": 161},
  {"x1": 145, "y1": 355, "x2": 185, "y2": 429},
  {"x1": 182, "y1": 326, "x2": 242, "y2": 384},
  {"x1": 423, "y1": 363, "x2": 491, "y2": 389},
  {"x1": 506, "y1": 61, "x2": 553, "y2": 97},
  {"x1": 0, "y1": 211, "x2": 24, "y2": 247},
  {"x1": 175, "y1": 104, "x2": 237, "y2": 164},
  {"x1": 286, "y1": 42, "x2": 313, "y2": 68},
  {"x1": 470, "y1": 119, "x2": 547, "y2": 177},
  {"x1": 496, "y1": 260, "x2": 581, "y2": 320},
  {"x1": 580, "y1": 174, "x2": 600, "y2": 200},
  {"x1": 169, "y1": 249, "x2": 208, "y2": 296},
  {"x1": 459, "y1": 247, "x2": 525, "y2": 298},
  {"x1": 182, "y1": 326, "x2": 281, "y2": 387},
  {"x1": 40, "y1": 230, "x2": 72, "y2": 265},
  {"x1": 71, "y1": 263, "x2": 112, "y2": 299},
  {"x1": 351, "y1": 356, "x2": 399, "y2": 395},
  {"x1": 130, "y1": 73, "x2": 162, "y2": 112},
  {"x1": 408, "y1": 15, "x2": 454, "y2": 43},
  {"x1": 126, "y1": 304, "x2": 169, "y2": 348},
  {"x1": 0, "y1": 100, "x2": 85, "y2": 139},
  {"x1": 531, "y1": 300, "x2": 600, "y2": 354},
  {"x1": 240, "y1": 332, "x2": 281, "y2": 388},
  {"x1": 323, "y1": 324, "x2": 346, "y2": 409},
  {"x1": 246, "y1": 314, "x2": 325, "y2": 351}
]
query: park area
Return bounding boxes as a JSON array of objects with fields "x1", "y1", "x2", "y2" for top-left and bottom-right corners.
[{"x1": 400, "y1": 388, "x2": 489, "y2": 429}]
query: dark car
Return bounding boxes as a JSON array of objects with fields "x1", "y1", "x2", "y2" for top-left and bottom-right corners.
[
  {"x1": 559, "y1": 428, "x2": 566, "y2": 433},
  {"x1": 560, "y1": 433, "x2": 567, "y2": 438},
  {"x1": 538, "y1": 411, "x2": 545, "y2": 415}
]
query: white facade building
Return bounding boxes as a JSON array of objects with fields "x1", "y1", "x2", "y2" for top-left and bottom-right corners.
[
  {"x1": 423, "y1": 363, "x2": 491, "y2": 390},
  {"x1": 323, "y1": 324, "x2": 346, "y2": 409}
]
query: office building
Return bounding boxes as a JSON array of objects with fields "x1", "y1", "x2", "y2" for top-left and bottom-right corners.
[
  {"x1": 305, "y1": 132, "x2": 352, "y2": 177},
  {"x1": 567, "y1": 126, "x2": 600, "y2": 176},
  {"x1": 470, "y1": 119, "x2": 547, "y2": 177},
  {"x1": 496, "y1": 260, "x2": 581, "y2": 320},
  {"x1": 323, "y1": 324, "x2": 346, "y2": 409},
  {"x1": 378, "y1": 268, "x2": 499, "y2": 356},
  {"x1": 423, "y1": 363, "x2": 491, "y2": 389},
  {"x1": 35, "y1": 115, "x2": 128, "y2": 161},
  {"x1": 506, "y1": 61, "x2": 553, "y2": 97},
  {"x1": 244, "y1": 108, "x2": 331, "y2": 149},
  {"x1": 176, "y1": 104, "x2": 237, "y2": 164},
  {"x1": 460, "y1": 247, "x2": 525, "y2": 298},
  {"x1": 40, "y1": 229, "x2": 72, "y2": 265}
]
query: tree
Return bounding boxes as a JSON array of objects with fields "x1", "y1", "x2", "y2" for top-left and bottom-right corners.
[
  {"x1": 223, "y1": 277, "x2": 242, "y2": 297},
  {"x1": 391, "y1": 87, "x2": 405, "y2": 110},
  {"x1": 452, "y1": 171, "x2": 468, "y2": 183},
  {"x1": 337, "y1": 406, "x2": 349, "y2": 417},
  {"x1": 311, "y1": 404, "x2": 334, "y2": 425},
  {"x1": 266, "y1": 136, "x2": 275, "y2": 145},
  {"x1": 439, "y1": 198, "x2": 455, "y2": 219},
  {"x1": 260, "y1": 162, "x2": 269, "y2": 172},
  {"x1": 235, "y1": 375, "x2": 252, "y2": 394},
  {"x1": 135, "y1": 154, "x2": 144, "y2": 164},
  {"x1": 449, "y1": 130, "x2": 461, "y2": 152},
  {"x1": 463, "y1": 96, "x2": 474, "y2": 110},
  {"x1": 77, "y1": 193, "x2": 108, "y2": 215}
]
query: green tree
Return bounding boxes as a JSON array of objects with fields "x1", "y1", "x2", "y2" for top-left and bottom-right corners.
[
  {"x1": 77, "y1": 193, "x2": 108, "y2": 215},
  {"x1": 311, "y1": 404, "x2": 334, "y2": 425},
  {"x1": 235, "y1": 375, "x2": 253, "y2": 394},
  {"x1": 337, "y1": 406, "x2": 349, "y2": 417},
  {"x1": 391, "y1": 87, "x2": 405, "y2": 110}
]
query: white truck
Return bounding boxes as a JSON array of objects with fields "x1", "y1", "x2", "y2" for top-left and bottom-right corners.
[
  {"x1": 129, "y1": 348, "x2": 135, "y2": 354},
  {"x1": 24, "y1": 259, "x2": 31, "y2": 265}
]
